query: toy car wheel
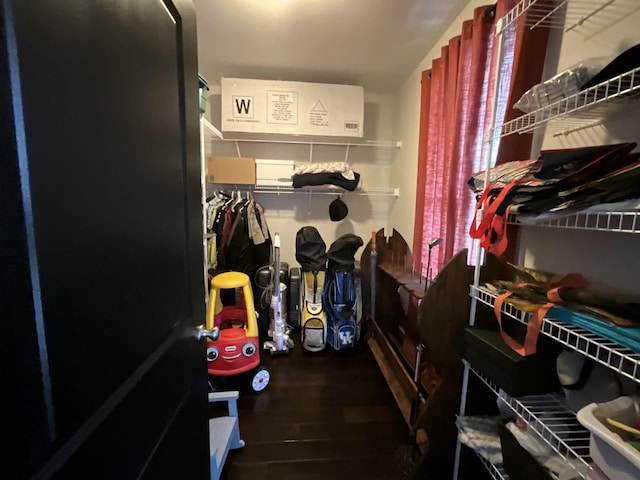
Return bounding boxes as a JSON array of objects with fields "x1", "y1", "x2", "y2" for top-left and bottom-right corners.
[{"x1": 250, "y1": 367, "x2": 270, "y2": 393}]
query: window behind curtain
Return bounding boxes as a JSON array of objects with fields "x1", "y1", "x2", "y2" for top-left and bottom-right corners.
[
  {"x1": 413, "y1": 5, "x2": 514, "y2": 279},
  {"x1": 412, "y1": 0, "x2": 546, "y2": 280}
]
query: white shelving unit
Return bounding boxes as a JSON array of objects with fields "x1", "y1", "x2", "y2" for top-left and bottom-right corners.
[
  {"x1": 200, "y1": 117, "x2": 223, "y2": 302},
  {"x1": 496, "y1": 0, "x2": 619, "y2": 34},
  {"x1": 210, "y1": 136, "x2": 401, "y2": 149},
  {"x1": 498, "y1": 66, "x2": 640, "y2": 137},
  {"x1": 468, "y1": 361, "x2": 593, "y2": 470},
  {"x1": 507, "y1": 210, "x2": 640, "y2": 233},
  {"x1": 471, "y1": 285, "x2": 640, "y2": 383},
  {"x1": 208, "y1": 183, "x2": 399, "y2": 198},
  {"x1": 476, "y1": 452, "x2": 510, "y2": 480},
  {"x1": 455, "y1": 1, "x2": 640, "y2": 479},
  {"x1": 201, "y1": 117, "x2": 401, "y2": 198}
]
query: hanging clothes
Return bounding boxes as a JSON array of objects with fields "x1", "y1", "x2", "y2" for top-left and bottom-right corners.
[{"x1": 210, "y1": 191, "x2": 272, "y2": 281}]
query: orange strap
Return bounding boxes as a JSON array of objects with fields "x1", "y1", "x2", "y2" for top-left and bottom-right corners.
[
  {"x1": 492, "y1": 273, "x2": 588, "y2": 356},
  {"x1": 494, "y1": 292, "x2": 554, "y2": 356},
  {"x1": 469, "y1": 180, "x2": 519, "y2": 256}
]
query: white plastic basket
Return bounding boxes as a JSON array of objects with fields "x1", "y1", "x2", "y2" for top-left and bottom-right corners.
[{"x1": 577, "y1": 396, "x2": 640, "y2": 480}]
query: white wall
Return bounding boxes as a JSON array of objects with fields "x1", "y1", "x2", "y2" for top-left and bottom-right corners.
[{"x1": 390, "y1": 0, "x2": 489, "y2": 246}]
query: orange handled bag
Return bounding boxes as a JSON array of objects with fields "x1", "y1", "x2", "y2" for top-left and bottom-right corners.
[
  {"x1": 469, "y1": 143, "x2": 636, "y2": 257},
  {"x1": 490, "y1": 266, "x2": 589, "y2": 356}
]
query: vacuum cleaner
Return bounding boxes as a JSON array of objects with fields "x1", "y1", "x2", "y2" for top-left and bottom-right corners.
[{"x1": 263, "y1": 233, "x2": 294, "y2": 354}]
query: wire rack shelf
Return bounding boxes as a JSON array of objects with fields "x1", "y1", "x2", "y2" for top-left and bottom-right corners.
[
  {"x1": 498, "y1": 67, "x2": 640, "y2": 137},
  {"x1": 497, "y1": 0, "x2": 618, "y2": 35},
  {"x1": 207, "y1": 183, "x2": 399, "y2": 197},
  {"x1": 471, "y1": 285, "x2": 640, "y2": 383},
  {"x1": 467, "y1": 362, "x2": 592, "y2": 473},
  {"x1": 476, "y1": 451, "x2": 510, "y2": 480},
  {"x1": 507, "y1": 210, "x2": 640, "y2": 233}
]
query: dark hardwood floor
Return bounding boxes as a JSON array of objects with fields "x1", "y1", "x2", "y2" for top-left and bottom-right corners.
[{"x1": 215, "y1": 336, "x2": 415, "y2": 480}]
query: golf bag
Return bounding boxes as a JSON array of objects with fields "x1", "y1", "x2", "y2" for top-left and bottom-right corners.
[
  {"x1": 295, "y1": 226, "x2": 328, "y2": 352},
  {"x1": 324, "y1": 234, "x2": 364, "y2": 350}
]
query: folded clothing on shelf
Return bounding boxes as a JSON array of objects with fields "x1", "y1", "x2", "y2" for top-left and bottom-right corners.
[
  {"x1": 292, "y1": 162, "x2": 361, "y2": 191},
  {"x1": 456, "y1": 415, "x2": 503, "y2": 465}
]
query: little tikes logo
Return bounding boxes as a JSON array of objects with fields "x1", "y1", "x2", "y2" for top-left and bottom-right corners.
[{"x1": 232, "y1": 96, "x2": 253, "y2": 118}]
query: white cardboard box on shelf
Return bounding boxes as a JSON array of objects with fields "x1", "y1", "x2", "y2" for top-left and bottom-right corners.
[
  {"x1": 255, "y1": 159, "x2": 295, "y2": 186},
  {"x1": 221, "y1": 78, "x2": 364, "y2": 137}
]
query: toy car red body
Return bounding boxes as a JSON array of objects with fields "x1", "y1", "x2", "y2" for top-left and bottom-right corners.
[{"x1": 205, "y1": 271, "x2": 269, "y2": 392}]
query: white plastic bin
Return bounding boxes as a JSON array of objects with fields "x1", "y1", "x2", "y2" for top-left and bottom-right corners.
[{"x1": 577, "y1": 396, "x2": 640, "y2": 480}]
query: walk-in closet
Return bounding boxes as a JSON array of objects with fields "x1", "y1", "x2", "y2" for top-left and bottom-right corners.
[{"x1": 5, "y1": 0, "x2": 640, "y2": 479}]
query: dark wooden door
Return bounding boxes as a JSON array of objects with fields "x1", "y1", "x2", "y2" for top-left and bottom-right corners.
[{"x1": 1, "y1": 0, "x2": 209, "y2": 478}]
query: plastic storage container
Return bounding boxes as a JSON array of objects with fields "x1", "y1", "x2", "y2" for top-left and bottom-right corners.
[{"x1": 577, "y1": 396, "x2": 640, "y2": 480}]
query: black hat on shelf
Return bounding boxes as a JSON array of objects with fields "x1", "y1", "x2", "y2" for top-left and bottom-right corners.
[{"x1": 329, "y1": 197, "x2": 348, "y2": 222}]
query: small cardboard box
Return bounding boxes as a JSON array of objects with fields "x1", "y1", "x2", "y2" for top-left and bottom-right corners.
[
  {"x1": 207, "y1": 157, "x2": 256, "y2": 185},
  {"x1": 255, "y1": 159, "x2": 295, "y2": 186}
]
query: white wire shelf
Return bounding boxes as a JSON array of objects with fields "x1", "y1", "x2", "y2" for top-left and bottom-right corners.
[
  {"x1": 207, "y1": 183, "x2": 400, "y2": 198},
  {"x1": 456, "y1": 423, "x2": 510, "y2": 479},
  {"x1": 471, "y1": 285, "x2": 640, "y2": 383},
  {"x1": 213, "y1": 137, "x2": 402, "y2": 148},
  {"x1": 507, "y1": 209, "x2": 640, "y2": 233},
  {"x1": 496, "y1": 0, "x2": 618, "y2": 35},
  {"x1": 200, "y1": 118, "x2": 401, "y2": 149},
  {"x1": 201, "y1": 117, "x2": 223, "y2": 141},
  {"x1": 498, "y1": 66, "x2": 640, "y2": 137},
  {"x1": 476, "y1": 451, "x2": 510, "y2": 480},
  {"x1": 467, "y1": 361, "x2": 592, "y2": 473}
]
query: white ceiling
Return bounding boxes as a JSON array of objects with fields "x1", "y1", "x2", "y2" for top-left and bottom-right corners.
[{"x1": 192, "y1": 0, "x2": 469, "y2": 94}]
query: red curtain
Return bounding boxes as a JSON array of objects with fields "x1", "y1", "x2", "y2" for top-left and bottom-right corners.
[
  {"x1": 413, "y1": 0, "x2": 550, "y2": 275},
  {"x1": 494, "y1": 2, "x2": 550, "y2": 165},
  {"x1": 413, "y1": 6, "x2": 495, "y2": 278}
]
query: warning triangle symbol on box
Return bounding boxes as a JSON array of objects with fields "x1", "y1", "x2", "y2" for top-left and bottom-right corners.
[{"x1": 311, "y1": 100, "x2": 327, "y2": 113}]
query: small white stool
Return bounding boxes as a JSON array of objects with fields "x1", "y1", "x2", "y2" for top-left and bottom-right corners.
[{"x1": 208, "y1": 391, "x2": 245, "y2": 480}]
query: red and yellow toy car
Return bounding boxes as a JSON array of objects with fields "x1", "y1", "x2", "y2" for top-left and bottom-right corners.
[{"x1": 205, "y1": 271, "x2": 270, "y2": 393}]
